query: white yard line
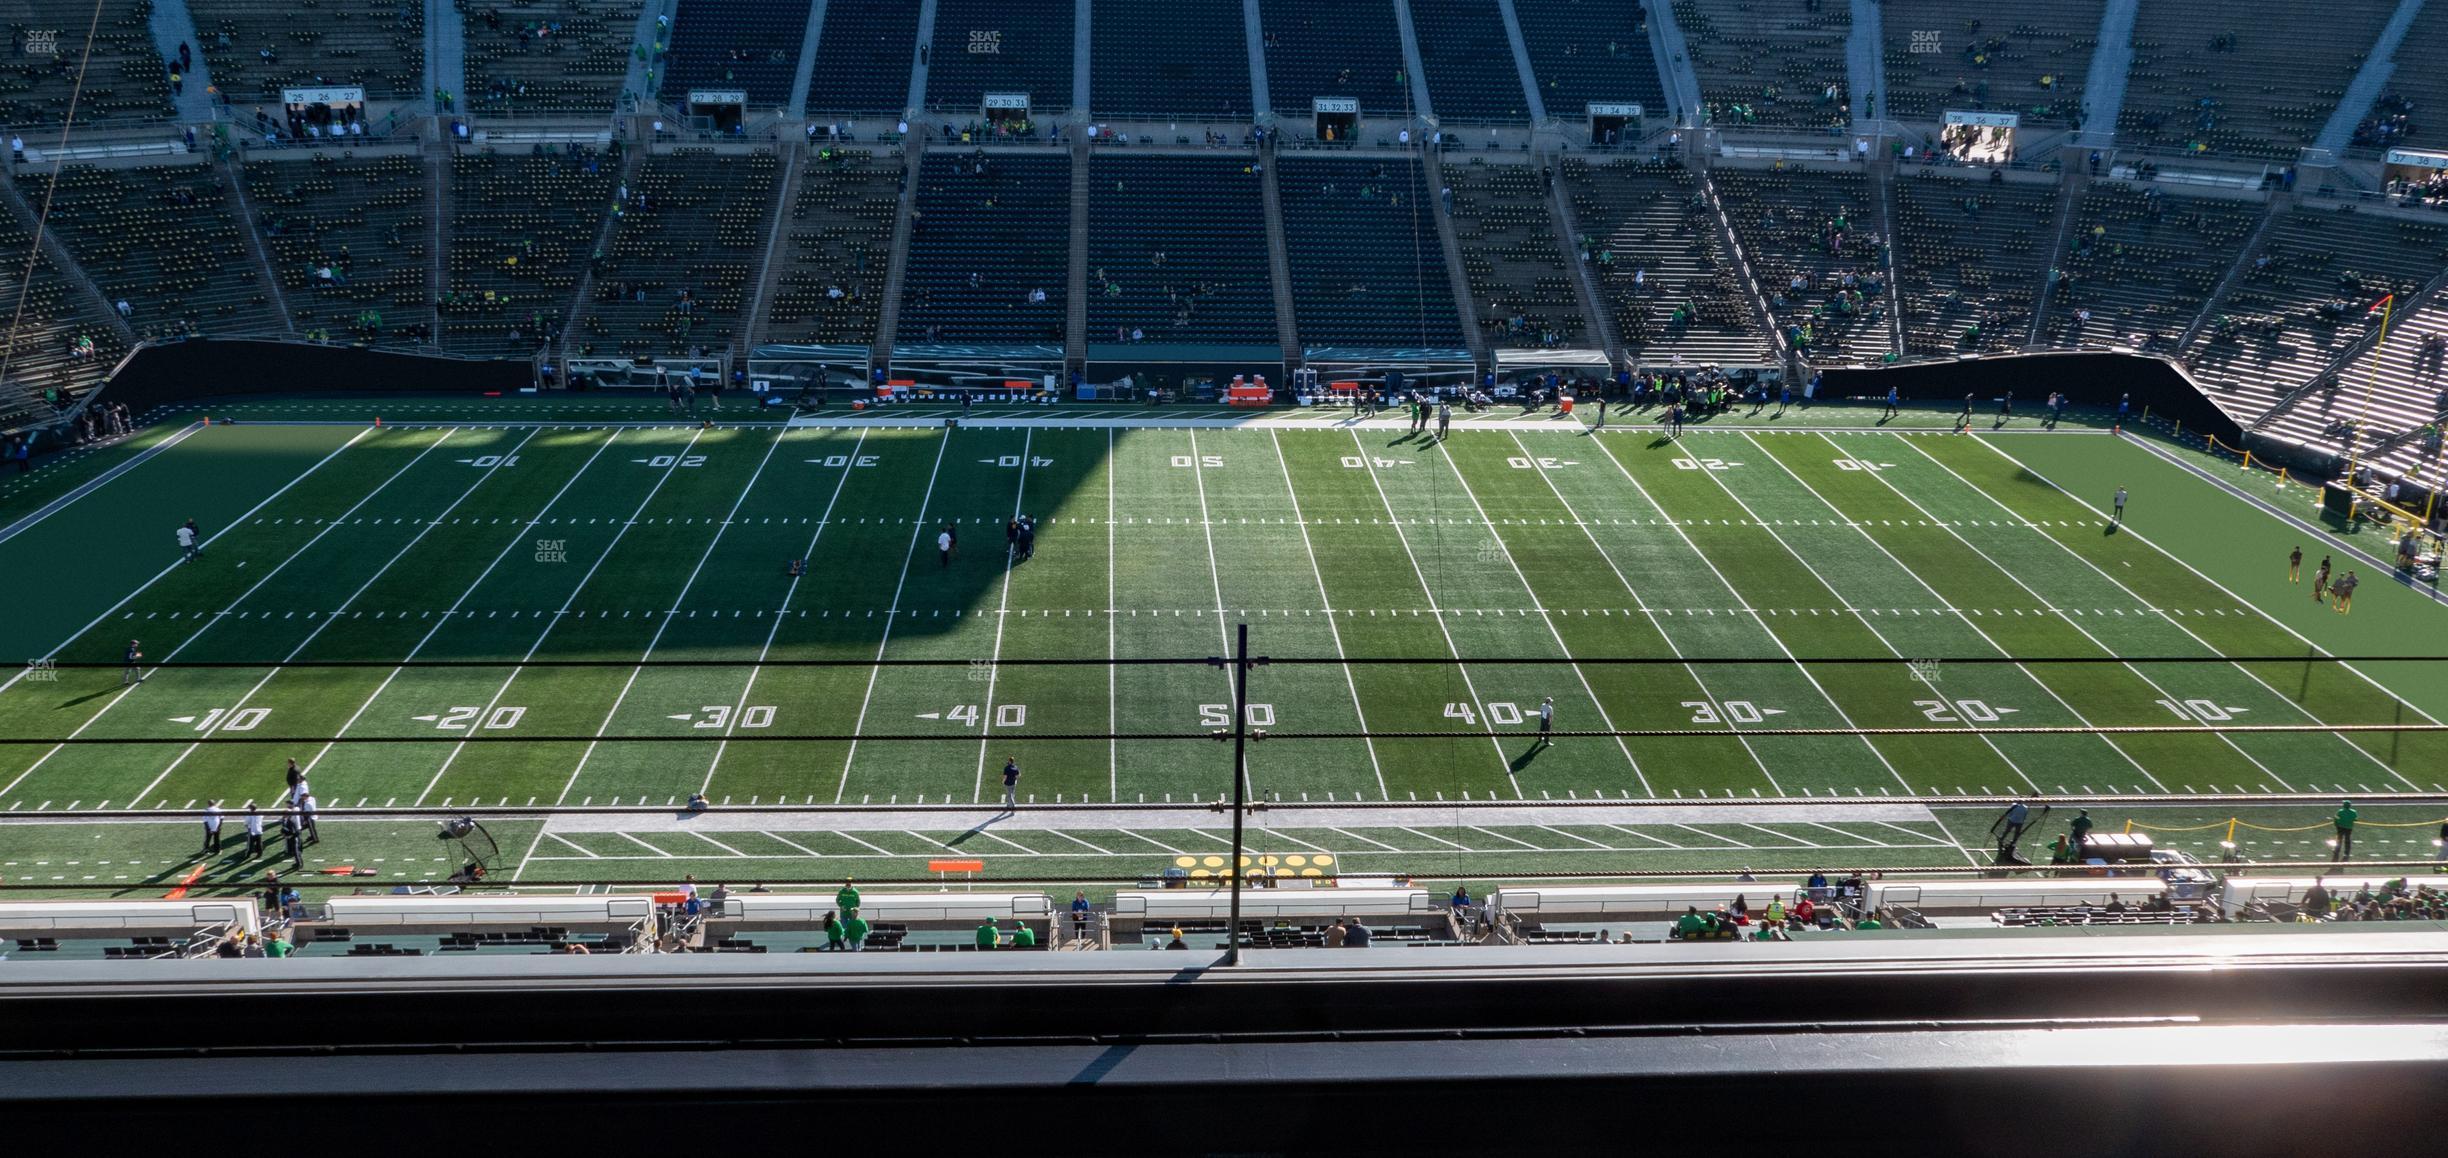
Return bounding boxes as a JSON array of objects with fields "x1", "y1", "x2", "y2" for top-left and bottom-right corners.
[
  {"x1": 1107, "y1": 428, "x2": 1118, "y2": 802},
  {"x1": 1042, "y1": 829, "x2": 1116, "y2": 856},
  {"x1": 301, "y1": 428, "x2": 624, "y2": 776},
  {"x1": 833, "y1": 434, "x2": 954, "y2": 803},
  {"x1": 3, "y1": 421, "x2": 372, "y2": 685},
  {"x1": 1742, "y1": 428, "x2": 2157, "y2": 788},
  {"x1": 1269, "y1": 430, "x2": 1391, "y2": 800},
  {"x1": 613, "y1": 831, "x2": 675, "y2": 857},
  {"x1": 1181, "y1": 428, "x2": 1264, "y2": 799},
  {"x1": 552, "y1": 427, "x2": 792, "y2": 804},
  {"x1": 1927, "y1": 435, "x2": 2416, "y2": 790},
  {"x1": 1505, "y1": 430, "x2": 1782, "y2": 793},
  {"x1": 698, "y1": 429, "x2": 869, "y2": 793},
  {"x1": 1580, "y1": 432, "x2": 1917, "y2": 794},
  {"x1": 1816, "y1": 431, "x2": 2265, "y2": 790},
  {"x1": 128, "y1": 427, "x2": 546, "y2": 807},
  {"x1": 440, "y1": 427, "x2": 714, "y2": 821},
  {"x1": 1347, "y1": 430, "x2": 1526, "y2": 795},
  {"x1": 0, "y1": 427, "x2": 448, "y2": 801},
  {"x1": 968, "y1": 430, "x2": 1035, "y2": 804},
  {"x1": 1661, "y1": 433, "x2": 2044, "y2": 793},
  {"x1": 1427, "y1": 441, "x2": 1653, "y2": 795},
  {"x1": 542, "y1": 832, "x2": 601, "y2": 858}
]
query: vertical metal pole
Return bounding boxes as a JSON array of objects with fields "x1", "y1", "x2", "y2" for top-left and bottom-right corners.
[{"x1": 1224, "y1": 621, "x2": 1251, "y2": 966}]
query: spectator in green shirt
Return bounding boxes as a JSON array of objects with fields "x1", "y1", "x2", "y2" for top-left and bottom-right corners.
[
  {"x1": 1856, "y1": 912, "x2": 1885, "y2": 931},
  {"x1": 2069, "y1": 809, "x2": 2095, "y2": 856},
  {"x1": 264, "y1": 932, "x2": 293, "y2": 958},
  {"x1": 836, "y1": 879, "x2": 861, "y2": 918},
  {"x1": 1675, "y1": 906, "x2": 1708, "y2": 939},
  {"x1": 841, "y1": 912, "x2": 870, "y2": 951},
  {"x1": 1012, "y1": 923, "x2": 1036, "y2": 948},
  {"x1": 2335, "y1": 800, "x2": 2359, "y2": 861},
  {"x1": 977, "y1": 920, "x2": 1001, "y2": 949},
  {"x1": 823, "y1": 911, "x2": 846, "y2": 950}
]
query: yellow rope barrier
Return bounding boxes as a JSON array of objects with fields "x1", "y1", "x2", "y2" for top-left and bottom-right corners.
[
  {"x1": 2233, "y1": 821, "x2": 2333, "y2": 832},
  {"x1": 2123, "y1": 819, "x2": 2239, "y2": 833}
]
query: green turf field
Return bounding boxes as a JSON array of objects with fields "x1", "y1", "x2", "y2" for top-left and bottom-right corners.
[{"x1": 2, "y1": 402, "x2": 2443, "y2": 896}]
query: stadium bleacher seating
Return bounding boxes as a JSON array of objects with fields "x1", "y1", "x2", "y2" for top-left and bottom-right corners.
[
  {"x1": 2300, "y1": 293, "x2": 2448, "y2": 488},
  {"x1": 1509, "y1": 0, "x2": 1664, "y2": 122},
  {"x1": 1406, "y1": 0, "x2": 1529, "y2": 124},
  {"x1": 1712, "y1": 165, "x2": 1890, "y2": 363},
  {"x1": 896, "y1": 151, "x2": 1070, "y2": 344},
  {"x1": 1257, "y1": 0, "x2": 1411, "y2": 123},
  {"x1": 765, "y1": 149, "x2": 900, "y2": 345},
  {"x1": 245, "y1": 152, "x2": 433, "y2": 346},
  {"x1": 1877, "y1": 0, "x2": 2100, "y2": 128},
  {"x1": 1671, "y1": 0, "x2": 1849, "y2": 130},
  {"x1": 1274, "y1": 154, "x2": 1463, "y2": 347},
  {"x1": 2189, "y1": 208, "x2": 2448, "y2": 422},
  {"x1": 197, "y1": 0, "x2": 427, "y2": 103},
  {"x1": 801, "y1": 0, "x2": 918, "y2": 118},
  {"x1": 2116, "y1": 0, "x2": 2391, "y2": 160},
  {"x1": 0, "y1": 209, "x2": 125, "y2": 425},
  {"x1": 2355, "y1": 8, "x2": 2448, "y2": 156},
  {"x1": 582, "y1": 147, "x2": 778, "y2": 356},
  {"x1": 2042, "y1": 182, "x2": 2261, "y2": 354},
  {"x1": 442, "y1": 147, "x2": 616, "y2": 357},
  {"x1": 923, "y1": 0, "x2": 1074, "y2": 116},
  {"x1": 1086, "y1": 154, "x2": 1276, "y2": 345},
  {"x1": 1560, "y1": 156, "x2": 1770, "y2": 365},
  {"x1": 1445, "y1": 158, "x2": 1585, "y2": 348},
  {"x1": 1889, "y1": 170, "x2": 2055, "y2": 355},
  {"x1": 33, "y1": 161, "x2": 277, "y2": 341},
  {"x1": 464, "y1": 0, "x2": 644, "y2": 117},
  {"x1": 660, "y1": 0, "x2": 813, "y2": 106},
  {"x1": 1089, "y1": 0, "x2": 1252, "y2": 121},
  {"x1": 0, "y1": 0, "x2": 174, "y2": 126}
]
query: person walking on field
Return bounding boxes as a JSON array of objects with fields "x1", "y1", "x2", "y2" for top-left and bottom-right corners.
[
  {"x1": 2312, "y1": 555, "x2": 2332, "y2": 602},
  {"x1": 122, "y1": 638, "x2": 143, "y2": 685},
  {"x1": 2289, "y1": 546, "x2": 2302, "y2": 583},
  {"x1": 937, "y1": 525, "x2": 954, "y2": 569},
  {"x1": 2334, "y1": 799, "x2": 2359, "y2": 861},
  {"x1": 2111, "y1": 486, "x2": 2127, "y2": 522},
  {"x1": 1537, "y1": 696, "x2": 1554, "y2": 743},
  {"x1": 242, "y1": 803, "x2": 265, "y2": 859},
  {"x1": 175, "y1": 520, "x2": 199, "y2": 562},
  {"x1": 202, "y1": 800, "x2": 223, "y2": 854},
  {"x1": 2333, "y1": 569, "x2": 2360, "y2": 613},
  {"x1": 1000, "y1": 756, "x2": 1021, "y2": 809}
]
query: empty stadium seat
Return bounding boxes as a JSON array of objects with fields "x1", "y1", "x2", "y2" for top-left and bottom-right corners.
[
  {"x1": 442, "y1": 147, "x2": 617, "y2": 357},
  {"x1": 2044, "y1": 182, "x2": 2260, "y2": 354},
  {"x1": 803, "y1": 0, "x2": 918, "y2": 117},
  {"x1": 1446, "y1": 158, "x2": 1586, "y2": 347},
  {"x1": 896, "y1": 151, "x2": 1070, "y2": 343},
  {"x1": 1258, "y1": 0, "x2": 1411, "y2": 123},
  {"x1": 465, "y1": 0, "x2": 644, "y2": 118},
  {"x1": 1889, "y1": 169, "x2": 2055, "y2": 355},
  {"x1": 1673, "y1": 0, "x2": 1850, "y2": 130},
  {"x1": 0, "y1": 202, "x2": 125, "y2": 423},
  {"x1": 1878, "y1": 0, "x2": 2100, "y2": 128},
  {"x1": 766, "y1": 149, "x2": 901, "y2": 345},
  {"x1": 1086, "y1": 154, "x2": 1276, "y2": 345},
  {"x1": 925, "y1": 0, "x2": 1073, "y2": 115},
  {"x1": 246, "y1": 152, "x2": 434, "y2": 345},
  {"x1": 1407, "y1": 0, "x2": 1529, "y2": 123},
  {"x1": 1090, "y1": 0, "x2": 1252, "y2": 120},
  {"x1": 583, "y1": 148, "x2": 779, "y2": 356},
  {"x1": 1510, "y1": 0, "x2": 1664, "y2": 121},
  {"x1": 1713, "y1": 165, "x2": 1891, "y2": 362},
  {"x1": 660, "y1": 0, "x2": 812, "y2": 105},
  {"x1": 197, "y1": 0, "x2": 427, "y2": 103},
  {"x1": 1275, "y1": 154, "x2": 1464, "y2": 347},
  {"x1": 0, "y1": 0, "x2": 173, "y2": 125},
  {"x1": 1560, "y1": 156, "x2": 1770, "y2": 364},
  {"x1": 2117, "y1": 0, "x2": 2390, "y2": 160},
  {"x1": 34, "y1": 161, "x2": 280, "y2": 341}
]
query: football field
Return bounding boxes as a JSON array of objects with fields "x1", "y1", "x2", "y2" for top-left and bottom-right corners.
[{"x1": 2, "y1": 401, "x2": 2445, "y2": 894}]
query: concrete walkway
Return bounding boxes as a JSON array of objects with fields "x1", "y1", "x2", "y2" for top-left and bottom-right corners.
[
  {"x1": 426, "y1": 0, "x2": 465, "y2": 115},
  {"x1": 2312, "y1": 0, "x2": 2427, "y2": 158},
  {"x1": 1845, "y1": 0, "x2": 1883, "y2": 132},
  {"x1": 2074, "y1": 0, "x2": 2138, "y2": 150},
  {"x1": 144, "y1": 0, "x2": 215, "y2": 124}
]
